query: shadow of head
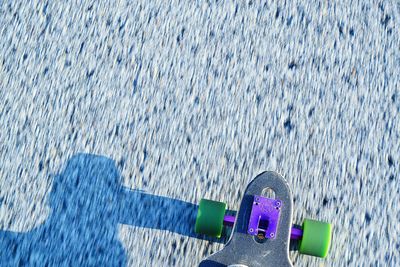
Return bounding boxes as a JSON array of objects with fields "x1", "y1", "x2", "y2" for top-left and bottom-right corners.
[{"x1": 49, "y1": 153, "x2": 122, "y2": 224}]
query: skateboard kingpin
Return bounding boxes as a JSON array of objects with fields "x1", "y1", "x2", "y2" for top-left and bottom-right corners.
[{"x1": 195, "y1": 171, "x2": 332, "y2": 267}]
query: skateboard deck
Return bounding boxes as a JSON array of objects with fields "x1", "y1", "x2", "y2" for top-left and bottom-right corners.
[{"x1": 195, "y1": 171, "x2": 332, "y2": 267}]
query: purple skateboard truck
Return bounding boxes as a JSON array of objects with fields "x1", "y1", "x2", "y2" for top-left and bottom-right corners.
[
  {"x1": 195, "y1": 171, "x2": 332, "y2": 267},
  {"x1": 222, "y1": 196, "x2": 303, "y2": 241}
]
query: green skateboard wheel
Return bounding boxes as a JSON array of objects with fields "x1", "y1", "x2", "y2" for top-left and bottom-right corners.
[
  {"x1": 195, "y1": 199, "x2": 227, "y2": 238},
  {"x1": 299, "y1": 219, "x2": 332, "y2": 258}
]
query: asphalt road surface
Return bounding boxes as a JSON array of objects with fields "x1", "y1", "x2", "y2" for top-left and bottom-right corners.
[{"x1": 0, "y1": 1, "x2": 399, "y2": 266}]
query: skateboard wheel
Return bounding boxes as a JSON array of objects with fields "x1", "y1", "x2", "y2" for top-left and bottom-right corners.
[
  {"x1": 195, "y1": 199, "x2": 226, "y2": 238},
  {"x1": 299, "y1": 219, "x2": 332, "y2": 258}
]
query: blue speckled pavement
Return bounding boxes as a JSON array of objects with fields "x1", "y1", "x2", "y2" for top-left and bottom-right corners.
[{"x1": 0, "y1": 1, "x2": 399, "y2": 266}]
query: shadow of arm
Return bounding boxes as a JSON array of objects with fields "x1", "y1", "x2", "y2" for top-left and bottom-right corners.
[{"x1": 118, "y1": 188, "x2": 198, "y2": 238}]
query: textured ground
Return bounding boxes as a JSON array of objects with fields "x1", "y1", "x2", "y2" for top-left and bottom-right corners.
[{"x1": 0, "y1": 1, "x2": 399, "y2": 266}]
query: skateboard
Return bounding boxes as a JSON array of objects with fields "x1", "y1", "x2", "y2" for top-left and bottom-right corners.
[{"x1": 195, "y1": 171, "x2": 332, "y2": 267}]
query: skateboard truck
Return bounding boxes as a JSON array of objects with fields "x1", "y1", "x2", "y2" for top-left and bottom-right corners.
[
  {"x1": 247, "y1": 196, "x2": 281, "y2": 240},
  {"x1": 195, "y1": 171, "x2": 332, "y2": 267},
  {"x1": 223, "y1": 197, "x2": 304, "y2": 241}
]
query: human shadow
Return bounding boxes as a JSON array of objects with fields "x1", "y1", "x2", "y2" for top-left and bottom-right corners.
[{"x1": 0, "y1": 153, "x2": 228, "y2": 266}]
